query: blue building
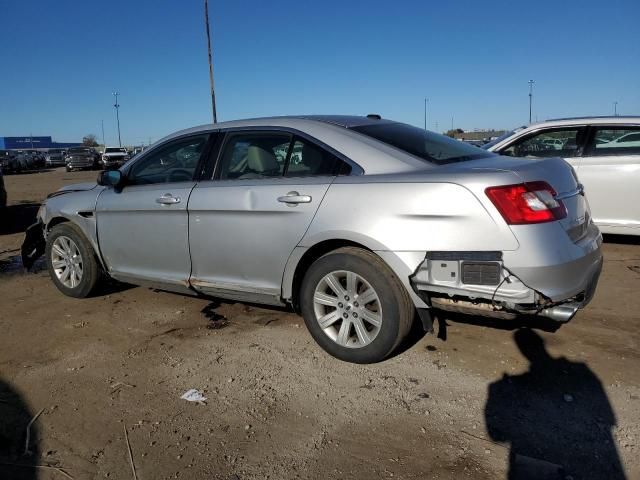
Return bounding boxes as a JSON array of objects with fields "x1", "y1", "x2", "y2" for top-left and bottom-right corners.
[{"x1": 0, "y1": 136, "x2": 82, "y2": 150}]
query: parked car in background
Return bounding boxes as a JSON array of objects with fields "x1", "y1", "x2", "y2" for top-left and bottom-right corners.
[
  {"x1": 45, "y1": 148, "x2": 67, "y2": 167},
  {"x1": 485, "y1": 116, "x2": 640, "y2": 236},
  {"x1": 14, "y1": 151, "x2": 38, "y2": 171},
  {"x1": 26, "y1": 150, "x2": 45, "y2": 168},
  {"x1": 65, "y1": 147, "x2": 100, "y2": 171},
  {"x1": 0, "y1": 150, "x2": 21, "y2": 173},
  {"x1": 461, "y1": 139, "x2": 486, "y2": 147},
  {"x1": 23, "y1": 115, "x2": 602, "y2": 363},
  {"x1": 0, "y1": 168, "x2": 6, "y2": 211},
  {"x1": 101, "y1": 147, "x2": 130, "y2": 169}
]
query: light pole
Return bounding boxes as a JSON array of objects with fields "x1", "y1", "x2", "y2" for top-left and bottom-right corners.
[
  {"x1": 613, "y1": 101, "x2": 618, "y2": 116},
  {"x1": 101, "y1": 120, "x2": 105, "y2": 148},
  {"x1": 113, "y1": 92, "x2": 121, "y2": 147},
  {"x1": 204, "y1": 0, "x2": 218, "y2": 123},
  {"x1": 528, "y1": 80, "x2": 534, "y2": 123},
  {"x1": 424, "y1": 98, "x2": 429, "y2": 131}
]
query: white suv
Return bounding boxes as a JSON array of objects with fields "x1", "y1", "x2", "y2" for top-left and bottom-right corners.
[
  {"x1": 101, "y1": 147, "x2": 130, "y2": 169},
  {"x1": 485, "y1": 116, "x2": 640, "y2": 236}
]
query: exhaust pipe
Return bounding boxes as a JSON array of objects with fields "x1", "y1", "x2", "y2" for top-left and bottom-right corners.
[{"x1": 538, "y1": 303, "x2": 579, "y2": 323}]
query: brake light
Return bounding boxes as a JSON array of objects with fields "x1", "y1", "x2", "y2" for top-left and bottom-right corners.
[{"x1": 485, "y1": 181, "x2": 567, "y2": 225}]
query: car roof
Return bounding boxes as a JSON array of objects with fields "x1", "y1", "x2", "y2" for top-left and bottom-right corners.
[
  {"x1": 144, "y1": 115, "x2": 433, "y2": 175},
  {"x1": 162, "y1": 115, "x2": 393, "y2": 139},
  {"x1": 528, "y1": 116, "x2": 640, "y2": 128}
]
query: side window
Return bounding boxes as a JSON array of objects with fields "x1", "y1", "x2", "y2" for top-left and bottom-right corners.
[
  {"x1": 128, "y1": 135, "x2": 208, "y2": 185},
  {"x1": 590, "y1": 127, "x2": 640, "y2": 156},
  {"x1": 218, "y1": 133, "x2": 291, "y2": 180},
  {"x1": 501, "y1": 128, "x2": 585, "y2": 158},
  {"x1": 285, "y1": 138, "x2": 351, "y2": 177}
]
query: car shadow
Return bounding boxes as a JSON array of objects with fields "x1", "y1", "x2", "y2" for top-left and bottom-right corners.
[
  {"x1": 603, "y1": 233, "x2": 640, "y2": 246},
  {"x1": 485, "y1": 328, "x2": 626, "y2": 479},
  {"x1": 3, "y1": 169, "x2": 54, "y2": 176},
  {"x1": 0, "y1": 203, "x2": 40, "y2": 236},
  {"x1": 0, "y1": 378, "x2": 40, "y2": 480},
  {"x1": 391, "y1": 310, "x2": 560, "y2": 358}
]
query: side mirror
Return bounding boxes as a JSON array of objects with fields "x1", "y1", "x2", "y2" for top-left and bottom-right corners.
[{"x1": 97, "y1": 170, "x2": 123, "y2": 188}]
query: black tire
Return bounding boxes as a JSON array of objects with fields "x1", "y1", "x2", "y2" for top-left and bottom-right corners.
[
  {"x1": 45, "y1": 223, "x2": 103, "y2": 298},
  {"x1": 300, "y1": 247, "x2": 414, "y2": 364}
]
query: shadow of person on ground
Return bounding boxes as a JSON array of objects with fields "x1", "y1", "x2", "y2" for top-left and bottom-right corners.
[
  {"x1": 485, "y1": 328, "x2": 626, "y2": 480},
  {"x1": 0, "y1": 378, "x2": 39, "y2": 479}
]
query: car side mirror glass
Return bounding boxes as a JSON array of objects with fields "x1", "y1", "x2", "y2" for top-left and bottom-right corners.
[{"x1": 97, "y1": 170, "x2": 123, "y2": 187}]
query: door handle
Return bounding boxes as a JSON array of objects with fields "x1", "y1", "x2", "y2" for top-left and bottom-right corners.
[
  {"x1": 156, "y1": 193, "x2": 181, "y2": 205},
  {"x1": 277, "y1": 191, "x2": 312, "y2": 205}
]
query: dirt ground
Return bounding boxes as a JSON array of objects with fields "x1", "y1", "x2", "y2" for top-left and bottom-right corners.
[{"x1": 1, "y1": 168, "x2": 639, "y2": 480}]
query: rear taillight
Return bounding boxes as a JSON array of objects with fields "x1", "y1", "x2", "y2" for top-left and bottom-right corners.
[{"x1": 485, "y1": 181, "x2": 567, "y2": 225}]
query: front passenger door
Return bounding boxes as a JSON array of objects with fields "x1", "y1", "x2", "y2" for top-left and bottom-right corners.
[
  {"x1": 96, "y1": 134, "x2": 210, "y2": 292},
  {"x1": 188, "y1": 131, "x2": 352, "y2": 304},
  {"x1": 499, "y1": 127, "x2": 587, "y2": 171}
]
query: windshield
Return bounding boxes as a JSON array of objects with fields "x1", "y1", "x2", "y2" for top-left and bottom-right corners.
[
  {"x1": 68, "y1": 148, "x2": 92, "y2": 154},
  {"x1": 351, "y1": 123, "x2": 494, "y2": 165},
  {"x1": 481, "y1": 128, "x2": 525, "y2": 150},
  {"x1": 105, "y1": 147, "x2": 127, "y2": 153}
]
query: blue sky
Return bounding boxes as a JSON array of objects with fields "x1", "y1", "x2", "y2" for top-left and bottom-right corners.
[{"x1": 1, "y1": 0, "x2": 638, "y2": 145}]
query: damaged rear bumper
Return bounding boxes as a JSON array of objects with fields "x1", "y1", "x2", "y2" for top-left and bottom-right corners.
[{"x1": 410, "y1": 244, "x2": 603, "y2": 323}]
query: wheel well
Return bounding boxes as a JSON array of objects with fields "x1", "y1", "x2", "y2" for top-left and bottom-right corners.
[
  {"x1": 47, "y1": 217, "x2": 70, "y2": 231},
  {"x1": 290, "y1": 239, "x2": 372, "y2": 313}
]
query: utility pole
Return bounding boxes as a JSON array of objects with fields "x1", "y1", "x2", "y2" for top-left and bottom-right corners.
[
  {"x1": 528, "y1": 80, "x2": 534, "y2": 123},
  {"x1": 424, "y1": 98, "x2": 429, "y2": 131},
  {"x1": 101, "y1": 120, "x2": 105, "y2": 148},
  {"x1": 451, "y1": 116, "x2": 454, "y2": 131},
  {"x1": 113, "y1": 92, "x2": 122, "y2": 147},
  {"x1": 435, "y1": 121, "x2": 439, "y2": 133},
  {"x1": 614, "y1": 101, "x2": 618, "y2": 116},
  {"x1": 204, "y1": 0, "x2": 217, "y2": 123}
]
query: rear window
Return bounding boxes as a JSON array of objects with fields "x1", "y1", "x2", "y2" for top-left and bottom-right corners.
[{"x1": 351, "y1": 123, "x2": 494, "y2": 165}]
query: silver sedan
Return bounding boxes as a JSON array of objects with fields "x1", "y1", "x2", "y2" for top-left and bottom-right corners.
[{"x1": 22, "y1": 115, "x2": 603, "y2": 363}]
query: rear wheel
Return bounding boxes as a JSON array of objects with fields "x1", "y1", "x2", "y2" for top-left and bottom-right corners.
[
  {"x1": 46, "y1": 223, "x2": 103, "y2": 298},
  {"x1": 300, "y1": 247, "x2": 414, "y2": 363}
]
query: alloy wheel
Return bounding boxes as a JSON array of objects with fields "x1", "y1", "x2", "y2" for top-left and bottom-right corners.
[
  {"x1": 312, "y1": 270, "x2": 383, "y2": 348},
  {"x1": 51, "y1": 235, "x2": 83, "y2": 288}
]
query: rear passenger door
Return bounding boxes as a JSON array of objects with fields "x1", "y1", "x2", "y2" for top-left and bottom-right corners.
[
  {"x1": 188, "y1": 130, "x2": 352, "y2": 304},
  {"x1": 577, "y1": 126, "x2": 640, "y2": 230}
]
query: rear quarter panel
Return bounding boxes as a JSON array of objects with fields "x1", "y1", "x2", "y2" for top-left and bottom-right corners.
[{"x1": 301, "y1": 179, "x2": 519, "y2": 252}]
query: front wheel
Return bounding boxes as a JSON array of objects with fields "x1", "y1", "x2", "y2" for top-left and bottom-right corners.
[
  {"x1": 45, "y1": 223, "x2": 103, "y2": 298},
  {"x1": 300, "y1": 247, "x2": 414, "y2": 363}
]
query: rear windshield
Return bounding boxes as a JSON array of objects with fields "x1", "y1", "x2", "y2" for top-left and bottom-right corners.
[
  {"x1": 351, "y1": 123, "x2": 494, "y2": 165},
  {"x1": 68, "y1": 148, "x2": 92, "y2": 154},
  {"x1": 105, "y1": 147, "x2": 127, "y2": 153}
]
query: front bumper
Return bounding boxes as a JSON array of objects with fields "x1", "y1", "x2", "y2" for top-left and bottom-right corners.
[
  {"x1": 67, "y1": 160, "x2": 96, "y2": 169},
  {"x1": 102, "y1": 157, "x2": 126, "y2": 168},
  {"x1": 46, "y1": 158, "x2": 66, "y2": 167},
  {"x1": 21, "y1": 221, "x2": 46, "y2": 270}
]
